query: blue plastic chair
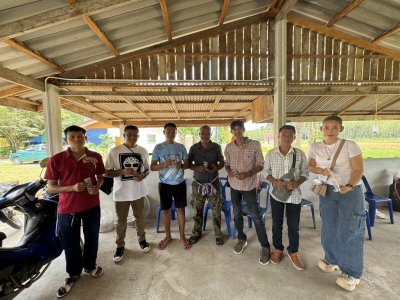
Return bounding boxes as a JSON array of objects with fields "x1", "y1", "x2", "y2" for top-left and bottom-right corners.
[
  {"x1": 362, "y1": 175, "x2": 394, "y2": 227},
  {"x1": 231, "y1": 181, "x2": 269, "y2": 238},
  {"x1": 156, "y1": 201, "x2": 177, "y2": 233},
  {"x1": 300, "y1": 199, "x2": 316, "y2": 229},
  {"x1": 203, "y1": 177, "x2": 233, "y2": 238},
  {"x1": 365, "y1": 208, "x2": 372, "y2": 240}
]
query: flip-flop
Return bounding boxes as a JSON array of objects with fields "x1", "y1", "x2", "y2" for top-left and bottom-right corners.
[
  {"x1": 183, "y1": 239, "x2": 192, "y2": 250},
  {"x1": 158, "y1": 238, "x2": 172, "y2": 250}
]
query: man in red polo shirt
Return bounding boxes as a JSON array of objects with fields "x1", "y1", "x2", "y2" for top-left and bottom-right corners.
[{"x1": 45, "y1": 125, "x2": 105, "y2": 298}]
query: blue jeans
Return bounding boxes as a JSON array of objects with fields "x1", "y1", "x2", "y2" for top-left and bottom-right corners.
[
  {"x1": 231, "y1": 187, "x2": 270, "y2": 248},
  {"x1": 270, "y1": 197, "x2": 301, "y2": 253},
  {"x1": 57, "y1": 206, "x2": 101, "y2": 277},
  {"x1": 320, "y1": 185, "x2": 365, "y2": 278}
]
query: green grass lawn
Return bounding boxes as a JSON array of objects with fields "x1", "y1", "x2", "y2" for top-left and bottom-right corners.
[{"x1": 0, "y1": 160, "x2": 43, "y2": 186}]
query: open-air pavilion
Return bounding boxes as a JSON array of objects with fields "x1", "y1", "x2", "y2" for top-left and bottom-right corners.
[{"x1": 0, "y1": 0, "x2": 399, "y2": 299}]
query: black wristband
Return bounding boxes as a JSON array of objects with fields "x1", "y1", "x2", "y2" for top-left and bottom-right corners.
[{"x1": 345, "y1": 184, "x2": 354, "y2": 190}]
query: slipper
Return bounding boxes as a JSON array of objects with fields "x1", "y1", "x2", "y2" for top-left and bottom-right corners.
[
  {"x1": 158, "y1": 238, "x2": 172, "y2": 250},
  {"x1": 183, "y1": 239, "x2": 192, "y2": 250},
  {"x1": 56, "y1": 276, "x2": 79, "y2": 298},
  {"x1": 84, "y1": 266, "x2": 104, "y2": 278}
]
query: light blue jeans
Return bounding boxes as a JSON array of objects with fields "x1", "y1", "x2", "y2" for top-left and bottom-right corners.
[{"x1": 320, "y1": 185, "x2": 365, "y2": 279}]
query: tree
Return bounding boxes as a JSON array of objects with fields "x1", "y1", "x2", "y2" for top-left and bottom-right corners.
[
  {"x1": 0, "y1": 107, "x2": 44, "y2": 151},
  {"x1": 61, "y1": 109, "x2": 86, "y2": 128}
]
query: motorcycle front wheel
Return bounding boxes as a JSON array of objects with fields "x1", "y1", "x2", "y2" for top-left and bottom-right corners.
[{"x1": 0, "y1": 208, "x2": 23, "y2": 229}]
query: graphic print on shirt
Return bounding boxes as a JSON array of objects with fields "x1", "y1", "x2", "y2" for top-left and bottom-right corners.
[{"x1": 119, "y1": 152, "x2": 143, "y2": 181}]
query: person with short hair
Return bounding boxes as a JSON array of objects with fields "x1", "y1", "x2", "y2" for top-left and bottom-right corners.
[
  {"x1": 308, "y1": 115, "x2": 364, "y2": 292},
  {"x1": 45, "y1": 125, "x2": 105, "y2": 298},
  {"x1": 264, "y1": 125, "x2": 309, "y2": 270},
  {"x1": 151, "y1": 123, "x2": 191, "y2": 250},
  {"x1": 105, "y1": 125, "x2": 151, "y2": 263},
  {"x1": 225, "y1": 120, "x2": 271, "y2": 265},
  {"x1": 188, "y1": 125, "x2": 225, "y2": 245}
]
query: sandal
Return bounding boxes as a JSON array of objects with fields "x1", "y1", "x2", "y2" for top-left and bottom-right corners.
[
  {"x1": 183, "y1": 239, "x2": 192, "y2": 250},
  {"x1": 56, "y1": 276, "x2": 79, "y2": 298},
  {"x1": 84, "y1": 266, "x2": 104, "y2": 278},
  {"x1": 158, "y1": 237, "x2": 172, "y2": 250}
]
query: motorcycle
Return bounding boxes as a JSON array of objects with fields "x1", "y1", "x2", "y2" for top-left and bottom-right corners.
[
  {"x1": 0, "y1": 182, "x2": 23, "y2": 229},
  {"x1": 0, "y1": 160, "x2": 63, "y2": 300}
]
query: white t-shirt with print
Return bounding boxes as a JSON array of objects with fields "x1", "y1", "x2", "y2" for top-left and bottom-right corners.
[
  {"x1": 105, "y1": 144, "x2": 149, "y2": 201},
  {"x1": 308, "y1": 139, "x2": 362, "y2": 186}
]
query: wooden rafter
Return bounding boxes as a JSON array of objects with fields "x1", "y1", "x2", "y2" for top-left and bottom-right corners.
[
  {"x1": 81, "y1": 15, "x2": 120, "y2": 56},
  {"x1": 168, "y1": 95, "x2": 180, "y2": 120},
  {"x1": 119, "y1": 119, "x2": 235, "y2": 127},
  {"x1": 337, "y1": 96, "x2": 366, "y2": 115},
  {"x1": 299, "y1": 96, "x2": 322, "y2": 116},
  {"x1": 64, "y1": 96, "x2": 124, "y2": 120},
  {"x1": 326, "y1": 0, "x2": 365, "y2": 27},
  {"x1": 7, "y1": 95, "x2": 40, "y2": 106},
  {"x1": 207, "y1": 96, "x2": 222, "y2": 118},
  {"x1": 377, "y1": 97, "x2": 400, "y2": 113},
  {"x1": 0, "y1": 0, "x2": 142, "y2": 39},
  {"x1": 159, "y1": 0, "x2": 172, "y2": 41},
  {"x1": 266, "y1": 0, "x2": 281, "y2": 14},
  {"x1": 372, "y1": 23, "x2": 400, "y2": 44},
  {"x1": 288, "y1": 14, "x2": 400, "y2": 61},
  {"x1": 60, "y1": 13, "x2": 272, "y2": 78},
  {"x1": 3, "y1": 39, "x2": 64, "y2": 72},
  {"x1": 219, "y1": 0, "x2": 230, "y2": 26},
  {"x1": 122, "y1": 97, "x2": 153, "y2": 120},
  {"x1": 0, "y1": 85, "x2": 30, "y2": 98},
  {"x1": 0, "y1": 65, "x2": 44, "y2": 91},
  {"x1": 0, "y1": 97, "x2": 38, "y2": 112},
  {"x1": 68, "y1": 0, "x2": 77, "y2": 4},
  {"x1": 233, "y1": 103, "x2": 252, "y2": 119},
  {"x1": 275, "y1": 0, "x2": 298, "y2": 20}
]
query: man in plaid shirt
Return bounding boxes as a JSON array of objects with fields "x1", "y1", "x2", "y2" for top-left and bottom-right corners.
[
  {"x1": 263, "y1": 125, "x2": 309, "y2": 271},
  {"x1": 225, "y1": 120, "x2": 271, "y2": 265}
]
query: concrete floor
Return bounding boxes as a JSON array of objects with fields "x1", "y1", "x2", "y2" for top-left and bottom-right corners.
[{"x1": 2, "y1": 207, "x2": 400, "y2": 300}]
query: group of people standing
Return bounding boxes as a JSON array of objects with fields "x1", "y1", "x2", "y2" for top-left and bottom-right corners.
[{"x1": 45, "y1": 115, "x2": 365, "y2": 297}]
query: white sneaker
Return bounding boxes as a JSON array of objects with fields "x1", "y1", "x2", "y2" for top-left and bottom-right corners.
[
  {"x1": 375, "y1": 209, "x2": 387, "y2": 219},
  {"x1": 336, "y1": 273, "x2": 360, "y2": 291},
  {"x1": 317, "y1": 259, "x2": 340, "y2": 272}
]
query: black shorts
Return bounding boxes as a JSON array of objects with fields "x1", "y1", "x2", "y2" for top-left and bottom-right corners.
[{"x1": 159, "y1": 181, "x2": 187, "y2": 210}]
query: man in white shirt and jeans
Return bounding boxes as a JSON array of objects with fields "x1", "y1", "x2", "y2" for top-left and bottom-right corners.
[{"x1": 105, "y1": 125, "x2": 151, "y2": 262}]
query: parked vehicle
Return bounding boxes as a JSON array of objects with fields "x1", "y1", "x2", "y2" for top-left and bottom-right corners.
[
  {"x1": 9, "y1": 144, "x2": 48, "y2": 165},
  {"x1": 0, "y1": 181, "x2": 22, "y2": 229},
  {"x1": 0, "y1": 159, "x2": 62, "y2": 299}
]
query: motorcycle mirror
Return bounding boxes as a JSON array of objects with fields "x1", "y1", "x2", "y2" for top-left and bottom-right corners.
[{"x1": 39, "y1": 158, "x2": 49, "y2": 168}]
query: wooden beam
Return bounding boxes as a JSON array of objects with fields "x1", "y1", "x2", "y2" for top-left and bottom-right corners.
[
  {"x1": 377, "y1": 97, "x2": 400, "y2": 113},
  {"x1": 60, "y1": 13, "x2": 272, "y2": 78},
  {"x1": 81, "y1": 15, "x2": 120, "y2": 56},
  {"x1": 0, "y1": 85, "x2": 30, "y2": 98},
  {"x1": 207, "y1": 96, "x2": 222, "y2": 118},
  {"x1": 288, "y1": 14, "x2": 400, "y2": 62},
  {"x1": 0, "y1": 0, "x2": 144, "y2": 39},
  {"x1": 0, "y1": 65, "x2": 44, "y2": 91},
  {"x1": 7, "y1": 95, "x2": 40, "y2": 106},
  {"x1": 299, "y1": 96, "x2": 322, "y2": 116},
  {"x1": 115, "y1": 119, "x2": 240, "y2": 127},
  {"x1": 219, "y1": 0, "x2": 230, "y2": 26},
  {"x1": 63, "y1": 104, "x2": 114, "y2": 126},
  {"x1": 233, "y1": 104, "x2": 252, "y2": 118},
  {"x1": 326, "y1": 0, "x2": 365, "y2": 27},
  {"x1": 168, "y1": 95, "x2": 180, "y2": 120},
  {"x1": 122, "y1": 97, "x2": 153, "y2": 120},
  {"x1": 3, "y1": 39, "x2": 65, "y2": 72},
  {"x1": 372, "y1": 23, "x2": 400, "y2": 44},
  {"x1": 275, "y1": 0, "x2": 298, "y2": 21},
  {"x1": 0, "y1": 97, "x2": 38, "y2": 111},
  {"x1": 266, "y1": 0, "x2": 280, "y2": 14},
  {"x1": 337, "y1": 96, "x2": 366, "y2": 115},
  {"x1": 159, "y1": 0, "x2": 172, "y2": 41},
  {"x1": 68, "y1": 0, "x2": 77, "y2": 4},
  {"x1": 60, "y1": 90, "x2": 270, "y2": 96},
  {"x1": 63, "y1": 96, "x2": 124, "y2": 120}
]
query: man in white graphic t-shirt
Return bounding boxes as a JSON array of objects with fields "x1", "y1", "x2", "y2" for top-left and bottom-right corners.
[{"x1": 105, "y1": 125, "x2": 151, "y2": 263}]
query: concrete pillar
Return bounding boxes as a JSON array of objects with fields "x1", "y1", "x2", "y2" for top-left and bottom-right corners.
[
  {"x1": 43, "y1": 83, "x2": 63, "y2": 156},
  {"x1": 273, "y1": 17, "x2": 287, "y2": 146}
]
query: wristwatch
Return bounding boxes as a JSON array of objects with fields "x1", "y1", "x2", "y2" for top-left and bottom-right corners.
[{"x1": 345, "y1": 184, "x2": 354, "y2": 191}]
